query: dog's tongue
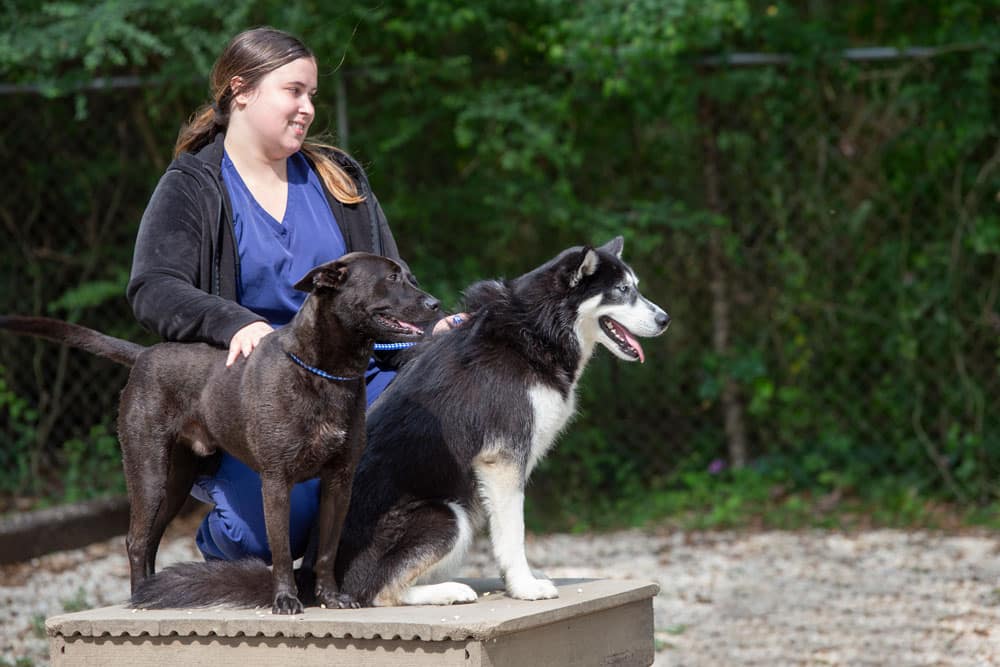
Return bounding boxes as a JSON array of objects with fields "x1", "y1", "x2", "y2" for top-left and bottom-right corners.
[
  {"x1": 395, "y1": 320, "x2": 423, "y2": 334},
  {"x1": 627, "y1": 330, "x2": 645, "y2": 364},
  {"x1": 614, "y1": 321, "x2": 645, "y2": 363}
]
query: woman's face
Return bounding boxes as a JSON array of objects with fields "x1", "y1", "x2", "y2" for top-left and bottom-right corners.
[{"x1": 232, "y1": 56, "x2": 318, "y2": 160}]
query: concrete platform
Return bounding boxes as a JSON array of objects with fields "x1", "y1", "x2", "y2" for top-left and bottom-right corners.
[{"x1": 47, "y1": 578, "x2": 658, "y2": 666}]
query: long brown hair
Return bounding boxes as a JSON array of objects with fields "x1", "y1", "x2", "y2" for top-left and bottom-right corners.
[{"x1": 174, "y1": 27, "x2": 362, "y2": 204}]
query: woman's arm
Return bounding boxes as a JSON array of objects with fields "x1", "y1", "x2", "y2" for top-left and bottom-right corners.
[{"x1": 127, "y1": 169, "x2": 265, "y2": 347}]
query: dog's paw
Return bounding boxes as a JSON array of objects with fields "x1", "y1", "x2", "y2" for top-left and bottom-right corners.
[
  {"x1": 439, "y1": 582, "x2": 479, "y2": 604},
  {"x1": 318, "y1": 590, "x2": 360, "y2": 610},
  {"x1": 400, "y1": 582, "x2": 478, "y2": 605},
  {"x1": 271, "y1": 592, "x2": 304, "y2": 615},
  {"x1": 506, "y1": 577, "x2": 559, "y2": 601}
]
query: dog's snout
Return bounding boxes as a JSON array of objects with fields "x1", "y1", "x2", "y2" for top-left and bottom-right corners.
[
  {"x1": 656, "y1": 311, "x2": 671, "y2": 329},
  {"x1": 424, "y1": 297, "x2": 441, "y2": 312}
]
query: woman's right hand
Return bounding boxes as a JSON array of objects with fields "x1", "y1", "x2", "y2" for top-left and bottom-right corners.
[
  {"x1": 432, "y1": 312, "x2": 470, "y2": 335},
  {"x1": 226, "y1": 321, "x2": 274, "y2": 367}
]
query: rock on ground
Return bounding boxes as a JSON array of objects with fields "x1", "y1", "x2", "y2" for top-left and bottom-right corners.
[{"x1": 3, "y1": 524, "x2": 1000, "y2": 666}]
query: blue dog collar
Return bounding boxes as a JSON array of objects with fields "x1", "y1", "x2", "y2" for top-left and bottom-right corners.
[{"x1": 287, "y1": 352, "x2": 361, "y2": 382}]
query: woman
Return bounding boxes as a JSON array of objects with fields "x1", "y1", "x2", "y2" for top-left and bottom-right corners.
[{"x1": 127, "y1": 26, "x2": 460, "y2": 564}]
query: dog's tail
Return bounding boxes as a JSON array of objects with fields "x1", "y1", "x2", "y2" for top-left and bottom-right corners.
[
  {"x1": 129, "y1": 559, "x2": 278, "y2": 609},
  {"x1": 0, "y1": 316, "x2": 144, "y2": 367}
]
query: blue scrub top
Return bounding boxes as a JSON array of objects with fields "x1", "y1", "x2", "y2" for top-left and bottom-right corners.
[
  {"x1": 198, "y1": 151, "x2": 396, "y2": 565},
  {"x1": 222, "y1": 150, "x2": 347, "y2": 325}
]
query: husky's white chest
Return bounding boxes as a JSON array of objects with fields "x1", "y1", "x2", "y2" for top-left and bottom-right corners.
[{"x1": 526, "y1": 384, "x2": 577, "y2": 477}]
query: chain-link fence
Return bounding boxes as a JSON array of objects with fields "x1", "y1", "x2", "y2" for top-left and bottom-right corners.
[
  {"x1": 533, "y1": 52, "x2": 997, "y2": 522},
  {"x1": 1, "y1": 50, "x2": 998, "y2": 516},
  {"x1": 0, "y1": 87, "x2": 166, "y2": 503}
]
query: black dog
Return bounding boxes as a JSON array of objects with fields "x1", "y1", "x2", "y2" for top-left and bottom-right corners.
[
  {"x1": 335, "y1": 237, "x2": 669, "y2": 606},
  {"x1": 0, "y1": 252, "x2": 439, "y2": 614}
]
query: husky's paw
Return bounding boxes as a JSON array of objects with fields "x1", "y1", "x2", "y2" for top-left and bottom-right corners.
[
  {"x1": 401, "y1": 582, "x2": 478, "y2": 605},
  {"x1": 318, "y1": 590, "x2": 360, "y2": 610},
  {"x1": 438, "y1": 582, "x2": 479, "y2": 604},
  {"x1": 507, "y1": 576, "x2": 559, "y2": 601}
]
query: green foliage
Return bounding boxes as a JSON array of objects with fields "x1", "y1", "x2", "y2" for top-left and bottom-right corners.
[
  {"x1": 61, "y1": 587, "x2": 91, "y2": 613},
  {"x1": 30, "y1": 614, "x2": 46, "y2": 640},
  {"x1": 546, "y1": 0, "x2": 751, "y2": 97},
  {"x1": 0, "y1": 657, "x2": 35, "y2": 667},
  {"x1": 60, "y1": 423, "x2": 126, "y2": 503},
  {"x1": 2, "y1": 0, "x2": 999, "y2": 528},
  {"x1": 47, "y1": 272, "x2": 129, "y2": 314},
  {"x1": 0, "y1": 362, "x2": 127, "y2": 505},
  {"x1": 0, "y1": 366, "x2": 40, "y2": 496},
  {"x1": 0, "y1": 1, "x2": 251, "y2": 92}
]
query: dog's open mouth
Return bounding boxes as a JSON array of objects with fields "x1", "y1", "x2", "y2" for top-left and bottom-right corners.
[
  {"x1": 599, "y1": 316, "x2": 645, "y2": 363},
  {"x1": 374, "y1": 314, "x2": 424, "y2": 336}
]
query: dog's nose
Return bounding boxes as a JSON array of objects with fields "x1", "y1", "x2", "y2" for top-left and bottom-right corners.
[
  {"x1": 424, "y1": 297, "x2": 441, "y2": 312},
  {"x1": 656, "y1": 311, "x2": 671, "y2": 329}
]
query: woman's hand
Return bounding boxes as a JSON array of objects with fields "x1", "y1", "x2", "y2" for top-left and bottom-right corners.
[
  {"x1": 226, "y1": 321, "x2": 274, "y2": 367},
  {"x1": 432, "y1": 312, "x2": 470, "y2": 336}
]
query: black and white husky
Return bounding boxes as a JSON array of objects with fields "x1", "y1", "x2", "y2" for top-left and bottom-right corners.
[
  {"x1": 120, "y1": 237, "x2": 668, "y2": 609},
  {"x1": 335, "y1": 236, "x2": 669, "y2": 606}
]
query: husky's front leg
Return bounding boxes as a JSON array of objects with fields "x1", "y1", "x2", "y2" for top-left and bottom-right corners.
[{"x1": 476, "y1": 459, "x2": 559, "y2": 600}]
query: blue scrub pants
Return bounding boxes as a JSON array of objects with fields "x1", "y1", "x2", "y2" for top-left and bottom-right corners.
[{"x1": 192, "y1": 362, "x2": 395, "y2": 563}]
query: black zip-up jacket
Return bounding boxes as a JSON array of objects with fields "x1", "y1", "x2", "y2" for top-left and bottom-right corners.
[{"x1": 127, "y1": 133, "x2": 404, "y2": 348}]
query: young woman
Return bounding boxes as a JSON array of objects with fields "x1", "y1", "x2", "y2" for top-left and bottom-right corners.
[{"x1": 128, "y1": 26, "x2": 462, "y2": 564}]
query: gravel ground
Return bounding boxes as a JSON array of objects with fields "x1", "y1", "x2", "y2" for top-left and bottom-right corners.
[{"x1": 3, "y1": 520, "x2": 1000, "y2": 666}]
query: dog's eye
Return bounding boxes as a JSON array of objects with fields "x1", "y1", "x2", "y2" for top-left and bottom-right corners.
[
  {"x1": 617, "y1": 285, "x2": 629, "y2": 294},
  {"x1": 388, "y1": 273, "x2": 399, "y2": 283}
]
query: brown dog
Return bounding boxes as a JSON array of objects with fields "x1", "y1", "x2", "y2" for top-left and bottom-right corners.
[{"x1": 0, "y1": 252, "x2": 440, "y2": 614}]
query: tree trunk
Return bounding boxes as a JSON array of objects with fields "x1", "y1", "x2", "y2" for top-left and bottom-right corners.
[
  {"x1": 699, "y1": 93, "x2": 748, "y2": 469},
  {"x1": 336, "y1": 71, "x2": 349, "y2": 152}
]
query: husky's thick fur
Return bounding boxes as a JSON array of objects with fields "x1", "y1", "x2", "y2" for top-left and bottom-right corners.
[
  {"x1": 336, "y1": 236, "x2": 669, "y2": 605},
  {"x1": 132, "y1": 237, "x2": 669, "y2": 608}
]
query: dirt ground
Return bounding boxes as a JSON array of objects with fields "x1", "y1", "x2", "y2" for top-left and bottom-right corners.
[{"x1": 3, "y1": 520, "x2": 1000, "y2": 666}]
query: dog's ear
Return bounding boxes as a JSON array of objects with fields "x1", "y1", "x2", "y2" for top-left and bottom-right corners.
[
  {"x1": 598, "y1": 236, "x2": 624, "y2": 258},
  {"x1": 568, "y1": 247, "x2": 600, "y2": 288},
  {"x1": 293, "y1": 262, "x2": 349, "y2": 292}
]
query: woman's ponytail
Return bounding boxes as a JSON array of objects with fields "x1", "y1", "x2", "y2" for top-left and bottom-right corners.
[{"x1": 173, "y1": 105, "x2": 222, "y2": 158}]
